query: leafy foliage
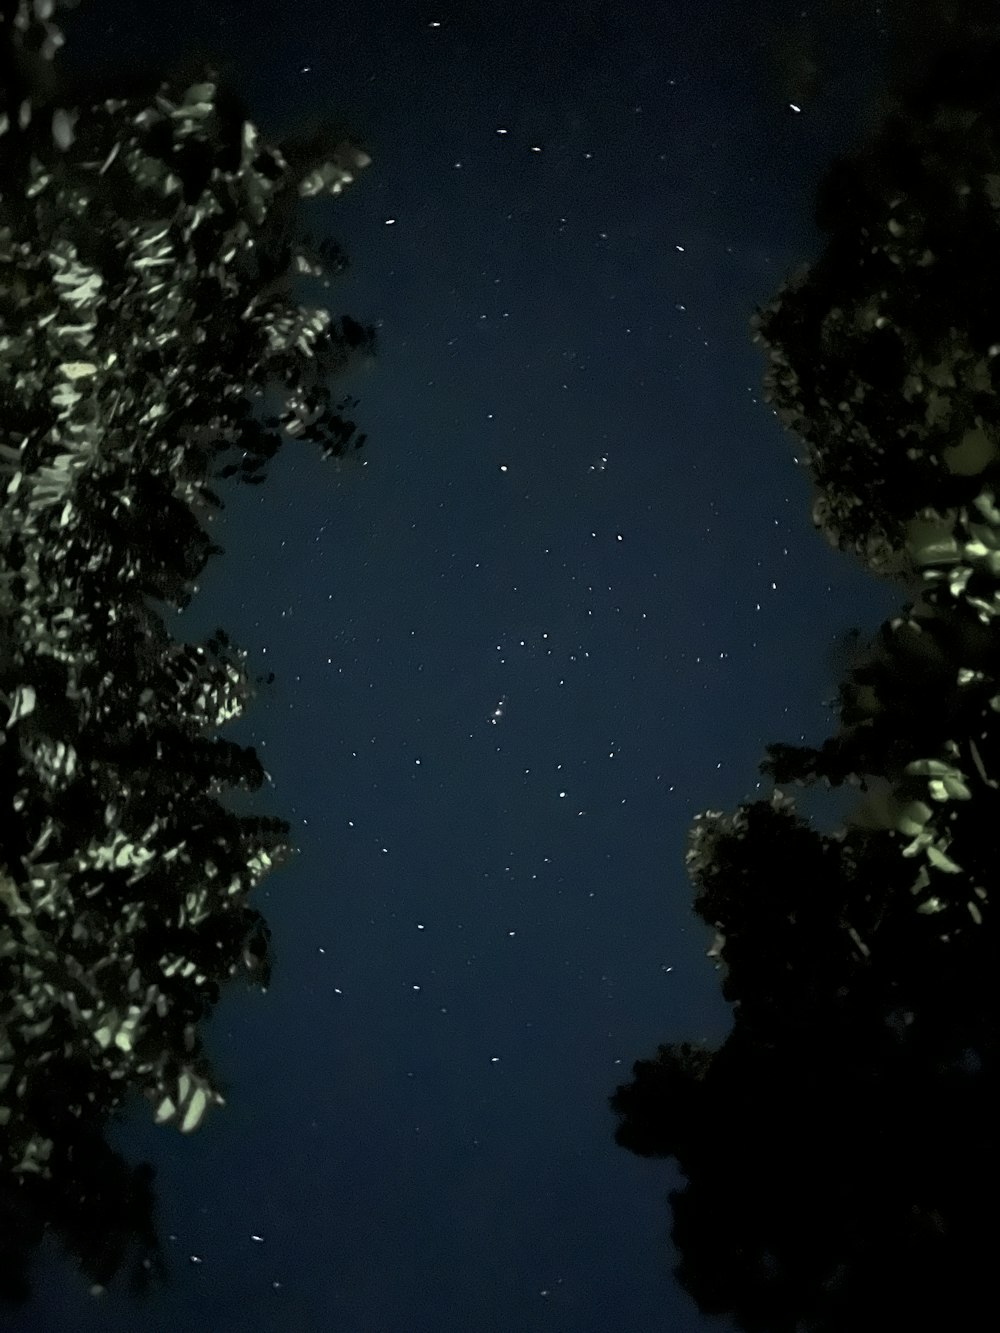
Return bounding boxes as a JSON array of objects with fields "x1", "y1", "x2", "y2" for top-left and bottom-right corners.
[
  {"x1": 612, "y1": 21, "x2": 999, "y2": 1333},
  {"x1": 1, "y1": 0, "x2": 374, "y2": 1301}
]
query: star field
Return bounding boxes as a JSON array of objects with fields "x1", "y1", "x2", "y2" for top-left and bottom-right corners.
[{"x1": 20, "y1": 2, "x2": 909, "y2": 1330}]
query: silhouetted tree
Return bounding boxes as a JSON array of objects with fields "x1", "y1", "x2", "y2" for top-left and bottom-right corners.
[
  {"x1": 613, "y1": 14, "x2": 999, "y2": 1332},
  {"x1": 1, "y1": 0, "x2": 375, "y2": 1302}
]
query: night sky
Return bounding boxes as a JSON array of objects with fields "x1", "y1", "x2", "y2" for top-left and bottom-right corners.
[{"x1": 11, "y1": 2, "x2": 911, "y2": 1330}]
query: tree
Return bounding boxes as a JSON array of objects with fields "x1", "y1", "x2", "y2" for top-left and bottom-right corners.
[
  {"x1": 1, "y1": 0, "x2": 375, "y2": 1302},
  {"x1": 612, "y1": 18, "x2": 999, "y2": 1332}
]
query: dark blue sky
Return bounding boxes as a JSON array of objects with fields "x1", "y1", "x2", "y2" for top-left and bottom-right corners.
[{"x1": 14, "y1": 2, "x2": 907, "y2": 1330}]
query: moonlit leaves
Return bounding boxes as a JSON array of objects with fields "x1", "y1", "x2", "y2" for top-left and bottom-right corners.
[
  {"x1": 298, "y1": 145, "x2": 372, "y2": 200},
  {"x1": 51, "y1": 258, "x2": 103, "y2": 311},
  {"x1": 92, "y1": 1007, "x2": 143, "y2": 1054},
  {"x1": 57, "y1": 361, "x2": 98, "y2": 380},
  {"x1": 262, "y1": 305, "x2": 331, "y2": 356},
  {"x1": 4, "y1": 684, "x2": 37, "y2": 727},
  {"x1": 176, "y1": 82, "x2": 218, "y2": 121},
  {"x1": 153, "y1": 1067, "x2": 224, "y2": 1133},
  {"x1": 906, "y1": 488, "x2": 1000, "y2": 579},
  {"x1": 904, "y1": 757, "x2": 973, "y2": 803},
  {"x1": 51, "y1": 107, "x2": 78, "y2": 151}
]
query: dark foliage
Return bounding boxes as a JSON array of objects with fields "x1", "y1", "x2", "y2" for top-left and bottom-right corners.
[
  {"x1": 613, "y1": 13, "x2": 998, "y2": 1331},
  {"x1": 1, "y1": 0, "x2": 375, "y2": 1302}
]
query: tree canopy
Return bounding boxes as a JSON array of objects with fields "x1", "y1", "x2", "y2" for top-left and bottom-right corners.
[
  {"x1": 1, "y1": 0, "x2": 375, "y2": 1301},
  {"x1": 612, "y1": 18, "x2": 999, "y2": 1333}
]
